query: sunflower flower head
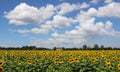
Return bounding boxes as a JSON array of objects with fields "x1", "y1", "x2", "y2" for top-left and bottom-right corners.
[
  {"x1": 27, "y1": 60, "x2": 32, "y2": 65},
  {"x1": 18, "y1": 60, "x2": 22, "y2": 65},
  {"x1": 0, "y1": 61, "x2": 4, "y2": 67},
  {"x1": 117, "y1": 64, "x2": 120, "y2": 70}
]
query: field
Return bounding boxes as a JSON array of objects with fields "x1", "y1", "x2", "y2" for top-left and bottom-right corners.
[{"x1": 0, "y1": 50, "x2": 120, "y2": 72}]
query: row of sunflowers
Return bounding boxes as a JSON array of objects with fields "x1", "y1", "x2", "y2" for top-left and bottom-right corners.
[{"x1": 0, "y1": 50, "x2": 120, "y2": 72}]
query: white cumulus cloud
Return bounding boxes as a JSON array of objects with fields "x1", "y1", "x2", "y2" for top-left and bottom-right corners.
[
  {"x1": 52, "y1": 15, "x2": 77, "y2": 28},
  {"x1": 4, "y1": 3, "x2": 55, "y2": 25},
  {"x1": 56, "y1": 2, "x2": 89, "y2": 15},
  {"x1": 82, "y1": 2, "x2": 120, "y2": 18},
  {"x1": 31, "y1": 22, "x2": 55, "y2": 34}
]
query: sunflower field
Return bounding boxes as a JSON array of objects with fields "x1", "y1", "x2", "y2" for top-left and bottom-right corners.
[{"x1": 0, "y1": 50, "x2": 120, "y2": 72}]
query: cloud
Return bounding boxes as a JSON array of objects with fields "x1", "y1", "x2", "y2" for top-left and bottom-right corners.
[
  {"x1": 31, "y1": 28, "x2": 48, "y2": 34},
  {"x1": 51, "y1": 15, "x2": 77, "y2": 28},
  {"x1": 97, "y1": 2, "x2": 120, "y2": 17},
  {"x1": 31, "y1": 24, "x2": 54, "y2": 34},
  {"x1": 4, "y1": 2, "x2": 89, "y2": 25},
  {"x1": 82, "y1": 2, "x2": 120, "y2": 18},
  {"x1": 9, "y1": 29, "x2": 30, "y2": 34},
  {"x1": 76, "y1": 8, "x2": 120, "y2": 38},
  {"x1": 31, "y1": 38, "x2": 56, "y2": 48},
  {"x1": 17, "y1": 29, "x2": 30, "y2": 33},
  {"x1": 90, "y1": 0, "x2": 113, "y2": 4},
  {"x1": 104, "y1": 0, "x2": 113, "y2": 3},
  {"x1": 30, "y1": 15, "x2": 77, "y2": 34},
  {"x1": 4, "y1": 3, "x2": 55, "y2": 25},
  {"x1": 90, "y1": 0, "x2": 100, "y2": 4},
  {"x1": 10, "y1": 15, "x2": 77, "y2": 34},
  {"x1": 56, "y1": 2, "x2": 89, "y2": 15},
  {"x1": 80, "y1": 2, "x2": 90, "y2": 9}
]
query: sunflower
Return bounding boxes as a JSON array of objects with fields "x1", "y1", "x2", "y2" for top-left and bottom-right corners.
[
  {"x1": 0, "y1": 61, "x2": 4, "y2": 67},
  {"x1": 34, "y1": 59, "x2": 39, "y2": 63},
  {"x1": 117, "y1": 58, "x2": 120, "y2": 62},
  {"x1": 96, "y1": 57, "x2": 99, "y2": 60},
  {"x1": 91, "y1": 58, "x2": 96, "y2": 62},
  {"x1": 0, "y1": 67, "x2": 3, "y2": 72},
  {"x1": 112, "y1": 57, "x2": 116, "y2": 61},
  {"x1": 54, "y1": 61, "x2": 59, "y2": 65},
  {"x1": 70, "y1": 54, "x2": 73, "y2": 57},
  {"x1": 80, "y1": 58, "x2": 84, "y2": 62},
  {"x1": 27, "y1": 60, "x2": 32, "y2": 65},
  {"x1": 26, "y1": 56, "x2": 30, "y2": 60},
  {"x1": 18, "y1": 60, "x2": 22, "y2": 65},
  {"x1": 117, "y1": 64, "x2": 120, "y2": 70},
  {"x1": 59, "y1": 59, "x2": 64, "y2": 64},
  {"x1": 102, "y1": 56, "x2": 106, "y2": 60},
  {"x1": 53, "y1": 57, "x2": 58, "y2": 61},
  {"x1": 106, "y1": 63, "x2": 111, "y2": 69},
  {"x1": 69, "y1": 59, "x2": 74, "y2": 64},
  {"x1": 106, "y1": 59, "x2": 110, "y2": 64},
  {"x1": 75, "y1": 58, "x2": 79, "y2": 62}
]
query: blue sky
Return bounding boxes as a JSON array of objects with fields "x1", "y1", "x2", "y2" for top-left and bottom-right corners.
[{"x1": 0, "y1": 0, "x2": 120, "y2": 48}]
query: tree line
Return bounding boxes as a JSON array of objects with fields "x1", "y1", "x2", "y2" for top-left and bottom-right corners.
[
  {"x1": 61, "y1": 44, "x2": 120, "y2": 50},
  {"x1": 0, "y1": 46, "x2": 50, "y2": 50},
  {"x1": 0, "y1": 44, "x2": 120, "y2": 50}
]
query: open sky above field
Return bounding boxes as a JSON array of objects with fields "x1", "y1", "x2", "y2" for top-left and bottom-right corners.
[{"x1": 0, "y1": 0, "x2": 120, "y2": 48}]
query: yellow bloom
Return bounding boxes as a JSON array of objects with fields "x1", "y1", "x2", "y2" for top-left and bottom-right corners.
[
  {"x1": 112, "y1": 57, "x2": 116, "y2": 61},
  {"x1": 0, "y1": 61, "x2": 4, "y2": 67},
  {"x1": 96, "y1": 57, "x2": 99, "y2": 60},
  {"x1": 117, "y1": 64, "x2": 120, "y2": 70},
  {"x1": 102, "y1": 56, "x2": 106, "y2": 60},
  {"x1": 27, "y1": 60, "x2": 32, "y2": 65},
  {"x1": 106, "y1": 63, "x2": 111, "y2": 69},
  {"x1": 35, "y1": 59, "x2": 39, "y2": 63},
  {"x1": 53, "y1": 57, "x2": 58, "y2": 61},
  {"x1": 69, "y1": 59, "x2": 74, "y2": 64},
  {"x1": 80, "y1": 58, "x2": 84, "y2": 62},
  {"x1": 106, "y1": 59, "x2": 110, "y2": 64},
  {"x1": 18, "y1": 60, "x2": 22, "y2": 65},
  {"x1": 92, "y1": 58, "x2": 96, "y2": 62},
  {"x1": 59, "y1": 59, "x2": 64, "y2": 64},
  {"x1": 75, "y1": 58, "x2": 79, "y2": 62},
  {"x1": 54, "y1": 61, "x2": 58, "y2": 65}
]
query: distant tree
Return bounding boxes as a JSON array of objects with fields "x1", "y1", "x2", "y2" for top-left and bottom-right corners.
[
  {"x1": 21, "y1": 46, "x2": 28, "y2": 50},
  {"x1": 79, "y1": 47, "x2": 82, "y2": 50},
  {"x1": 53, "y1": 47, "x2": 56, "y2": 50},
  {"x1": 100, "y1": 45, "x2": 104, "y2": 49},
  {"x1": 83, "y1": 45, "x2": 87, "y2": 50},
  {"x1": 62, "y1": 47, "x2": 65, "y2": 50},
  {"x1": 87, "y1": 46, "x2": 91, "y2": 50},
  {"x1": 29, "y1": 46, "x2": 36, "y2": 50},
  {"x1": 94, "y1": 44, "x2": 99, "y2": 49},
  {"x1": 107, "y1": 47, "x2": 112, "y2": 50}
]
